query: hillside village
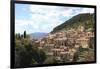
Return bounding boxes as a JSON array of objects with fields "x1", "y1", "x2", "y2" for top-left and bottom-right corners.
[
  {"x1": 15, "y1": 13, "x2": 95, "y2": 67},
  {"x1": 33, "y1": 25, "x2": 94, "y2": 62}
]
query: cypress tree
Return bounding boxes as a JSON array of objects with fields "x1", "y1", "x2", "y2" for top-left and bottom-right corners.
[{"x1": 24, "y1": 31, "x2": 26, "y2": 38}]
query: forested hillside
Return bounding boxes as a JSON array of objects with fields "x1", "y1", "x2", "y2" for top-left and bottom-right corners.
[{"x1": 51, "y1": 13, "x2": 94, "y2": 33}]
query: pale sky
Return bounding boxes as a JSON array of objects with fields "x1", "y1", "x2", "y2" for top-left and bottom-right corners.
[{"x1": 15, "y1": 3, "x2": 94, "y2": 34}]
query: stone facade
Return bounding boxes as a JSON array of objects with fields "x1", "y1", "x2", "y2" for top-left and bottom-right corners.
[{"x1": 34, "y1": 26, "x2": 94, "y2": 61}]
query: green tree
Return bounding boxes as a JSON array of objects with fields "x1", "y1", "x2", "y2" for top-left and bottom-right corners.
[
  {"x1": 15, "y1": 38, "x2": 47, "y2": 67},
  {"x1": 24, "y1": 30, "x2": 26, "y2": 38},
  {"x1": 38, "y1": 50, "x2": 47, "y2": 64},
  {"x1": 15, "y1": 33, "x2": 21, "y2": 39},
  {"x1": 73, "y1": 51, "x2": 79, "y2": 62},
  {"x1": 44, "y1": 57, "x2": 58, "y2": 64},
  {"x1": 15, "y1": 39, "x2": 34, "y2": 67}
]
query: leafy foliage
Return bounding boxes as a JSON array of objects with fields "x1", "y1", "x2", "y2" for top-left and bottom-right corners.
[
  {"x1": 15, "y1": 32, "x2": 47, "y2": 67},
  {"x1": 24, "y1": 30, "x2": 26, "y2": 38},
  {"x1": 44, "y1": 57, "x2": 58, "y2": 64},
  {"x1": 72, "y1": 47, "x2": 94, "y2": 62}
]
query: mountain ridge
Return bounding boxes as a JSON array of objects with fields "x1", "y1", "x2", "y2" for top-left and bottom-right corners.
[
  {"x1": 29, "y1": 32, "x2": 48, "y2": 39},
  {"x1": 51, "y1": 13, "x2": 94, "y2": 33}
]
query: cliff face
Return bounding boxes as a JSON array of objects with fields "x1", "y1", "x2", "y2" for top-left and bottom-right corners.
[{"x1": 51, "y1": 13, "x2": 94, "y2": 33}]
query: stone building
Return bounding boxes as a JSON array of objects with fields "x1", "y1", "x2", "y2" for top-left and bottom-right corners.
[{"x1": 34, "y1": 25, "x2": 94, "y2": 62}]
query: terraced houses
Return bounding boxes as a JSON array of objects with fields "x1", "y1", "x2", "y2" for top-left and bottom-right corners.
[{"x1": 34, "y1": 26, "x2": 94, "y2": 62}]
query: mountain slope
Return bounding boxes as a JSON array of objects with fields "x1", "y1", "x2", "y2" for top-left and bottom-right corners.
[
  {"x1": 29, "y1": 32, "x2": 48, "y2": 39},
  {"x1": 51, "y1": 13, "x2": 94, "y2": 33}
]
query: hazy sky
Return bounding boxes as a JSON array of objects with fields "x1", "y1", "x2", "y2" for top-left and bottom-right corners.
[{"x1": 15, "y1": 4, "x2": 94, "y2": 34}]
